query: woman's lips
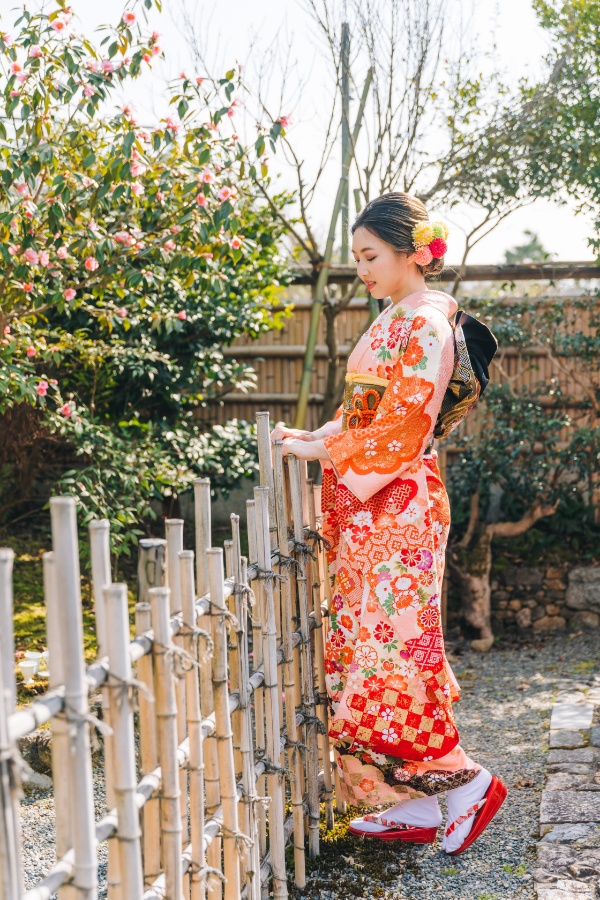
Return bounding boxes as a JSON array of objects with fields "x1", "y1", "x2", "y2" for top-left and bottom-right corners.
[{"x1": 365, "y1": 281, "x2": 376, "y2": 291}]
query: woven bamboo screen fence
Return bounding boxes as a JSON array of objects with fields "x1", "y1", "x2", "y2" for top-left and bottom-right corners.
[{"x1": 0, "y1": 412, "x2": 339, "y2": 900}]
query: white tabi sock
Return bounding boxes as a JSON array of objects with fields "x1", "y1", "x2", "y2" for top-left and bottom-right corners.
[
  {"x1": 351, "y1": 795, "x2": 442, "y2": 833},
  {"x1": 441, "y1": 767, "x2": 492, "y2": 853}
]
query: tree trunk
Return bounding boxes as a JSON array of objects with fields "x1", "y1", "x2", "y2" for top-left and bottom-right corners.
[{"x1": 449, "y1": 525, "x2": 495, "y2": 652}]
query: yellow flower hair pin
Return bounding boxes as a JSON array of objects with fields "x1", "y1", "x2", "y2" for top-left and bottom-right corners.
[{"x1": 411, "y1": 220, "x2": 449, "y2": 266}]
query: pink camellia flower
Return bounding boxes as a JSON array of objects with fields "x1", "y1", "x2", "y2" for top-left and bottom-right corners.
[
  {"x1": 63, "y1": 288, "x2": 76, "y2": 301},
  {"x1": 83, "y1": 84, "x2": 94, "y2": 98},
  {"x1": 84, "y1": 256, "x2": 99, "y2": 272},
  {"x1": 200, "y1": 169, "x2": 215, "y2": 184},
  {"x1": 16, "y1": 183, "x2": 29, "y2": 196},
  {"x1": 196, "y1": 76, "x2": 203, "y2": 85},
  {"x1": 179, "y1": 70, "x2": 187, "y2": 79},
  {"x1": 16, "y1": 72, "x2": 28, "y2": 84},
  {"x1": 8, "y1": 244, "x2": 20, "y2": 256},
  {"x1": 50, "y1": 15, "x2": 68, "y2": 33},
  {"x1": 142, "y1": 53, "x2": 151, "y2": 63},
  {"x1": 156, "y1": 190, "x2": 165, "y2": 202},
  {"x1": 24, "y1": 210, "x2": 34, "y2": 219},
  {"x1": 57, "y1": 246, "x2": 68, "y2": 259},
  {"x1": 10, "y1": 62, "x2": 23, "y2": 75},
  {"x1": 196, "y1": 193, "x2": 208, "y2": 207},
  {"x1": 130, "y1": 160, "x2": 144, "y2": 176},
  {"x1": 1, "y1": 33, "x2": 14, "y2": 46},
  {"x1": 230, "y1": 236, "x2": 243, "y2": 250},
  {"x1": 152, "y1": 31, "x2": 161, "y2": 41},
  {"x1": 177, "y1": 310, "x2": 187, "y2": 320},
  {"x1": 163, "y1": 239, "x2": 176, "y2": 252},
  {"x1": 227, "y1": 108, "x2": 235, "y2": 117},
  {"x1": 231, "y1": 133, "x2": 239, "y2": 141},
  {"x1": 39, "y1": 250, "x2": 50, "y2": 268},
  {"x1": 165, "y1": 116, "x2": 179, "y2": 133},
  {"x1": 49, "y1": 379, "x2": 58, "y2": 385},
  {"x1": 87, "y1": 59, "x2": 99, "y2": 72},
  {"x1": 60, "y1": 403, "x2": 72, "y2": 418},
  {"x1": 152, "y1": 43, "x2": 161, "y2": 56},
  {"x1": 26, "y1": 346, "x2": 36, "y2": 357},
  {"x1": 131, "y1": 182, "x2": 145, "y2": 197},
  {"x1": 9, "y1": 90, "x2": 20, "y2": 98},
  {"x1": 114, "y1": 231, "x2": 133, "y2": 246},
  {"x1": 102, "y1": 60, "x2": 114, "y2": 74},
  {"x1": 36, "y1": 380, "x2": 48, "y2": 397},
  {"x1": 28, "y1": 44, "x2": 42, "y2": 58},
  {"x1": 123, "y1": 11, "x2": 136, "y2": 25},
  {"x1": 217, "y1": 186, "x2": 232, "y2": 202},
  {"x1": 117, "y1": 307, "x2": 127, "y2": 318},
  {"x1": 278, "y1": 115, "x2": 291, "y2": 128},
  {"x1": 4, "y1": 326, "x2": 11, "y2": 335}
]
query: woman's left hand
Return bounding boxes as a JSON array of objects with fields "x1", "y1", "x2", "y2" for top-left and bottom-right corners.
[{"x1": 281, "y1": 437, "x2": 330, "y2": 461}]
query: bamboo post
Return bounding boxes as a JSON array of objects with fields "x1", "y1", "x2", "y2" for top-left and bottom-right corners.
[
  {"x1": 307, "y1": 480, "x2": 334, "y2": 830},
  {"x1": 105, "y1": 584, "x2": 144, "y2": 899},
  {"x1": 208, "y1": 548, "x2": 241, "y2": 899},
  {"x1": 193, "y1": 480, "x2": 221, "y2": 899},
  {"x1": 149, "y1": 586, "x2": 182, "y2": 900},
  {"x1": 88, "y1": 520, "x2": 121, "y2": 900},
  {"x1": 223, "y1": 540, "x2": 242, "y2": 778},
  {"x1": 0, "y1": 547, "x2": 22, "y2": 900},
  {"x1": 50, "y1": 497, "x2": 98, "y2": 899},
  {"x1": 43, "y1": 552, "x2": 76, "y2": 900},
  {"x1": 272, "y1": 443, "x2": 305, "y2": 886},
  {"x1": 246, "y1": 499, "x2": 266, "y2": 863},
  {"x1": 230, "y1": 517, "x2": 261, "y2": 899},
  {"x1": 288, "y1": 460, "x2": 320, "y2": 857},
  {"x1": 136, "y1": 539, "x2": 165, "y2": 888},
  {"x1": 165, "y1": 518, "x2": 188, "y2": 868},
  {"x1": 294, "y1": 69, "x2": 374, "y2": 429},
  {"x1": 179, "y1": 549, "x2": 206, "y2": 900},
  {"x1": 254, "y1": 486, "x2": 287, "y2": 899}
]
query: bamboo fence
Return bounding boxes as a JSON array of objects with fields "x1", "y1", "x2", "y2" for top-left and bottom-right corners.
[{"x1": 0, "y1": 411, "x2": 336, "y2": 900}]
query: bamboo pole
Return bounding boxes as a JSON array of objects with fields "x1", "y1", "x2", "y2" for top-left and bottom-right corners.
[
  {"x1": 272, "y1": 444, "x2": 306, "y2": 887},
  {"x1": 245, "y1": 500, "x2": 266, "y2": 865},
  {"x1": 165, "y1": 518, "x2": 189, "y2": 870},
  {"x1": 207, "y1": 548, "x2": 241, "y2": 900},
  {"x1": 294, "y1": 68, "x2": 374, "y2": 428},
  {"x1": 307, "y1": 481, "x2": 334, "y2": 830},
  {"x1": 179, "y1": 550, "x2": 206, "y2": 900},
  {"x1": 230, "y1": 517, "x2": 261, "y2": 900},
  {"x1": 88, "y1": 520, "x2": 121, "y2": 900},
  {"x1": 43, "y1": 552, "x2": 76, "y2": 900},
  {"x1": 253, "y1": 486, "x2": 287, "y2": 899},
  {"x1": 223, "y1": 541, "x2": 242, "y2": 778},
  {"x1": 105, "y1": 584, "x2": 144, "y2": 899},
  {"x1": 193, "y1": 480, "x2": 221, "y2": 900},
  {"x1": 288, "y1": 460, "x2": 320, "y2": 857},
  {"x1": 149, "y1": 586, "x2": 182, "y2": 900},
  {"x1": 0, "y1": 547, "x2": 22, "y2": 900},
  {"x1": 50, "y1": 497, "x2": 98, "y2": 900},
  {"x1": 136, "y1": 538, "x2": 166, "y2": 889}
]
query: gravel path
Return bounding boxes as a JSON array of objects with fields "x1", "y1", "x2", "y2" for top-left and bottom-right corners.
[
  {"x1": 17, "y1": 631, "x2": 599, "y2": 899},
  {"x1": 289, "y1": 630, "x2": 600, "y2": 900}
]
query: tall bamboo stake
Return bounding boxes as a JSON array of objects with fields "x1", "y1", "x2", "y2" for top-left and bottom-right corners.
[
  {"x1": 253, "y1": 486, "x2": 287, "y2": 899},
  {"x1": 105, "y1": 584, "x2": 144, "y2": 899},
  {"x1": 245, "y1": 500, "x2": 266, "y2": 864},
  {"x1": 179, "y1": 550, "x2": 206, "y2": 900},
  {"x1": 193, "y1": 480, "x2": 221, "y2": 900},
  {"x1": 230, "y1": 517, "x2": 260, "y2": 900},
  {"x1": 0, "y1": 547, "x2": 22, "y2": 900},
  {"x1": 88, "y1": 521, "x2": 121, "y2": 900},
  {"x1": 149, "y1": 586, "x2": 182, "y2": 900},
  {"x1": 289, "y1": 459, "x2": 320, "y2": 857},
  {"x1": 272, "y1": 443, "x2": 305, "y2": 887},
  {"x1": 43, "y1": 551, "x2": 76, "y2": 900},
  {"x1": 165, "y1": 518, "x2": 188, "y2": 869},
  {"x1": 136, "y1": 539, "x2": 166, "y2": 888},
  {"x1": 223, "y1": 540, "x2": 242, "y2": 778},
  {"x1": 307, "y1": 481, "x2": 334, "y2": 830},
  {"x1": 50, "y1": 497, "x2": 97, "y2": 899},
  {"x1": 208, "y1": 548, "x2": 241, "y2": 900}
]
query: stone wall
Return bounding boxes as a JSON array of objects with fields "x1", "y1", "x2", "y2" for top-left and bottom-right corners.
[{"x1": 492, "y1": 564, "x2": 600, "y2": 634}]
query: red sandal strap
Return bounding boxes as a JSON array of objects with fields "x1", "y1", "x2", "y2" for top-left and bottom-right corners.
[
  {"x1": 444, "y1": 798, "x2": 486, "y2": 838},
  {"x1": 363, "y1": 814, "x2": 416, "y2": 830}
]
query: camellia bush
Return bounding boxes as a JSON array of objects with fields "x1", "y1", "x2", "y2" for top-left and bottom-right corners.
[{"x1": 0, "y1": 1, "x2": 293, "y2": 553}]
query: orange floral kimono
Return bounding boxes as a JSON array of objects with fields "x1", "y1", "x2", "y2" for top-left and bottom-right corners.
[{"x1": 320, "y1": 289, "x2": 480, "y2": 805}]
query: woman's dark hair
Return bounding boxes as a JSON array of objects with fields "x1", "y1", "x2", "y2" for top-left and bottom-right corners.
[{"x1": 351, "y1": 191, "x2": 444, "y2": 280}]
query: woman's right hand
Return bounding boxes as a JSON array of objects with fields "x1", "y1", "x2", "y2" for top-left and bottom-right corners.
[{"x1": 270, "y1": 424, "x2": 314, "y2": 443}]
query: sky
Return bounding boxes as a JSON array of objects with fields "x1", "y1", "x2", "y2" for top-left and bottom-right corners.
[{"x1": 12, "y1": 0, "x2": 597, "y2": 265}]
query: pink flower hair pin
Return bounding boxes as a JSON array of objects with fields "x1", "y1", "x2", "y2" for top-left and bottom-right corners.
[{"x1": 411, "y1": 220, "x2": 449, "y2": 266}]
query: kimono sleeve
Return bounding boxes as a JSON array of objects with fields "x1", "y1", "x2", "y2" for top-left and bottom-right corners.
[{"x1": 322, "y1": 310, "x2": 454, "y2": 503}]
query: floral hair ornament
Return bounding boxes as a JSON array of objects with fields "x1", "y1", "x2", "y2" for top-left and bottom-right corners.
[{"x1": 411, "y1": 220, "x2": 449, "y2": 266}]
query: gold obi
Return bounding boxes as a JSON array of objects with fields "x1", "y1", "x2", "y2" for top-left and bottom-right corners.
[{"x1": 342, "y1": 372, "x2": 389, "y2": 431}]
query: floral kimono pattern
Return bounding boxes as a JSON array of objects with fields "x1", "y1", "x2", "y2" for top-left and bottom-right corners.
[{"x1": 320, "y1": 289, "x2": 480, "y2": 806}]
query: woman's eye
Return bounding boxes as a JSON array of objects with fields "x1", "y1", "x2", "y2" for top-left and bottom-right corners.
[{"x1": 367, "y1": 257, "x2": 376, "y2": 262}]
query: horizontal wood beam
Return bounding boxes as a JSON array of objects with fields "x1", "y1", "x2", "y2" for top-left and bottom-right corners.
[{"x1": 291, "y1": 260, "x2": 600, "y2": 285}]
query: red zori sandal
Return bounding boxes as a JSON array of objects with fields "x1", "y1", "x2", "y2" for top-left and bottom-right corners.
[
  {"x1": 349, "y1": 813, "x2": 438, "y2": 844},
  {"x1": 445, "y1": 776, "x2": 508, "y2": 855}
]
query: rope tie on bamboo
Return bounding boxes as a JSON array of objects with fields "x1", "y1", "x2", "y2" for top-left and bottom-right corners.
[
  {"x1": 190, "y1": 863, "x2": 226, "y2": 889},
  {"x1": 0, "y1": 739, "x2": 34, "y2": 792},
  {"x1": 179, "y1": 622, "x2": 214, "y2": 660},
  {"x1": 301, "y1": 711, "x2": 327, "y2": 735},
  {"x1": 291, "y1": 538, "x2": 317, "y2": 561},
  {"x1": 256, "y1": 566, "x2": 287, "y2": 585},
  {"x1": 256, "y1": 750, "x2": 293, "y2": 781},
  {"x1": 220, "y1": 823, "x2": 255, "y2": 861},
  {"x1": 155, "y1": 640, "x2": 202, "y2": 679},
  {"x1": 107, "y1": 672, "x2": 154, "y2": 712},
  {"x1": 238, "y1": 582, "x2": 256, "y2": 607},
  {"x1": 64, "y1": 700, "x2": 113, "y2": 752},
  {"x1": 239, "y1": 785, "x2": 271, "y2": 809},
  {"x1": 276, "y1": 551, "x2": 301, "y2": 573},
  {"x1": 208, "y1": 601, "x2": 239, "y2": 635},
  {"x1": 304, "y1": 527, "x2": 332, "y2": 552}
]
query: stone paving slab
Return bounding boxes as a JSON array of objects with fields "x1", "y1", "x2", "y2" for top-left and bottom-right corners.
[
  {"x1": 549, "y1": 730, "x2": 586, "y2": 749},
  {"x1": 540, "y1": 822, "x2": 600, "y2": 843},
  {"x1": 547, "y1": 748, "x2": 598, "y2": 765},
  {"x1": 537, "y1": 882, "x2": 597, "y2": 900},
  {"x1": 550, "y1": 704, "x2": 594, "y2": 731},
  {"x1": 540, "y1": 790, "x2": 600, "y2": 824}
]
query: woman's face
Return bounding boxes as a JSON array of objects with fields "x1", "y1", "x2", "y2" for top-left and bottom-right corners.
[{"x1": 351, "y1": 226, "x2": 418, "y2": 301}]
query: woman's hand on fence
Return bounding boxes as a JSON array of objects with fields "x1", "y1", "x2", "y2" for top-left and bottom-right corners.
[
  {"x1": 281, "y1": 437, "x2": 331, "y2": 462},
  {"x1": 270, "y1": 424, "x2": 314, "y2": 443}
]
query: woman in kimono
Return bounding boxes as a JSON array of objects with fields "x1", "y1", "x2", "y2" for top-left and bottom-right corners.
[{"x1": 271, "y1": 192, "x2": 506, "y2": 855}]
